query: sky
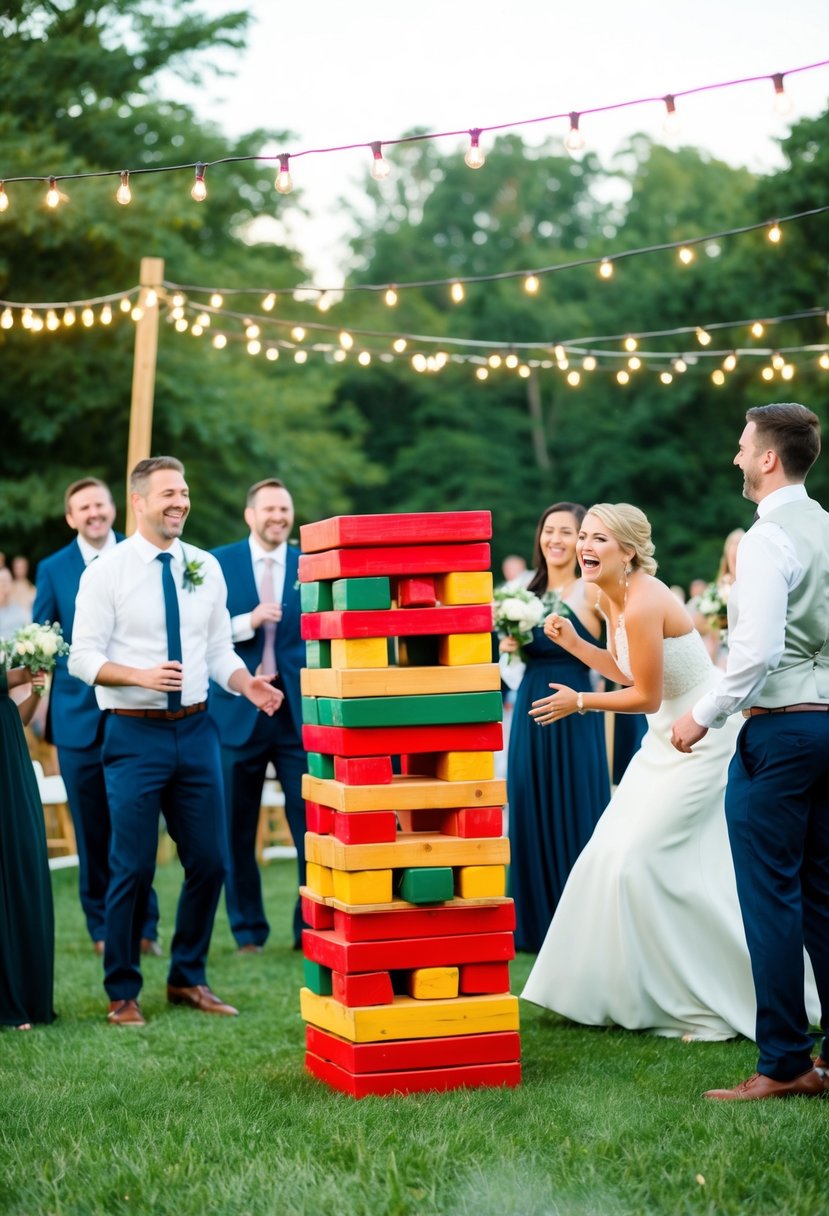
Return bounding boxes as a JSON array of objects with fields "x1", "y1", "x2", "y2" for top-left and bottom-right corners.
[{"x1": 176, "y1": 0, "x2": 829, "y2": 283}]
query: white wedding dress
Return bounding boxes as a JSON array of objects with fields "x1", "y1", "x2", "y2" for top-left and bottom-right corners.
[{"x1": 522, "y1": 627, "x2": 818, "y2": 1040}]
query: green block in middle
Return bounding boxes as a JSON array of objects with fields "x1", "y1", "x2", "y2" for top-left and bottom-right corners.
[
  {"x1": 398, "y1": 867, "x2": 455, "y2": 904},
  {"x1": 332, "y1": 576, "x2": 392, "y2": 611},
  {"x1": 316, "y1": 690, "x2": 503, "y2": 728}
]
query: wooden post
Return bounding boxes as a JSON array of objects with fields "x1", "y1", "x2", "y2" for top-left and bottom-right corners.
[{"x1": 125, "y1": 256, "x2": 164, "y2": 534}]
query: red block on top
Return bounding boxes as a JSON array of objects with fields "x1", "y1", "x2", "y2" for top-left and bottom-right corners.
[
  {"x1": 301, "y1": 604, "x2": 492, "y2": 641},
  {"x1": 300, "y1": 511, "x2": 492, "y2": 553},
  {"x1": 298, "y1": 543, "x2": 491, "y2": 583},
  {"x1": 303, "y1": 722, "x2": 502, "y2": 757}
]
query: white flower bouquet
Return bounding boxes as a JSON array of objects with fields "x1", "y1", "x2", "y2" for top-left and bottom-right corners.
[
  {"x1": 695, "y1": 581, "x2": 730, "y2": 639},
  {"x1": 1, "y1": 621, "x2": 70, "y2": 695},
  {"x1": 493, "y1": 585, "x2": 546, "y2": 660}
]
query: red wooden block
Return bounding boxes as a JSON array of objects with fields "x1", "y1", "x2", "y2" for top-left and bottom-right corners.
[
  {"x1": 301, "y1": 604, "x2": 492, "y2": 641},
  {"x1": 300, "y1": 511, "x2": 492, "y2": 553},
  {"x1": 397, "y1": 576, "x2": 437, "y2": 608},
  {"x1": 332, "y1": 810, "x2": 398, "y2": 845},
  {"x1": 460, "y1": 962, "x2": 511, "y2": 994},
  {"x1": 298, "y1": 543, "x2": 491, "y2": 583},
  {"x1": 302, "y1": 928, "x2": 515, "y2": 973},
  {"x1": 305, "y1": 1051, "x2": 521, "y2": 1098},
  {"x1": 333, "y1": 901, "x2": 516, "y2": 942},
  {"x1": 399, "y1": 754, "x2": 437, "y2": 777},
  {"x1": 395, "y1": 808, "x2": 444, "y2": 833},
  {"x1": 301, "y1": 895, "x2": 335, "y2": 931},
  {"x1": 333, "y1": 756, "x2": 393, "y2": 785},
  {"x1": 442, "y1": 807, "x2": 504, "y2": 838},
  {"x1": 304, "y1": 722, "x2": 502, "y2": 758},
  {"x1": 306, "y1": 1024, "x2": 521, "y2": 1072},
  {"x1": 331, "y1": 970, "x2": 395, "y2": 1008},
  {"x1": 305, "y1": 801, "x2": 334, "y2": 834}
]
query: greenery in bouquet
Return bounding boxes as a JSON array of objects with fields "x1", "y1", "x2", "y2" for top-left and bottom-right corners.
[
  {"x1": 1, "y1": 621, "x2": 70, "y2": 694},
  {"x1": 695, "y1": 581, "x2": 730, "y2": 639},
  {"x1": 493, "y1": 585, "x2": 546, "y2": 660}
]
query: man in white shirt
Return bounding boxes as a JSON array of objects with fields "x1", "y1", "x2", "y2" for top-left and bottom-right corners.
[
  {"x1": 672, "y1": 403, "x2": 829, "y2": 1100},
  {"x1": 69, "y1": 457, "x2": 282, "y2": 1027}
]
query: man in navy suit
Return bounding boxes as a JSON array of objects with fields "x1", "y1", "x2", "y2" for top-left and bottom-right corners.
[
  {"x1": 33, "y1": 477, "x2": 160, "y2": 955},
  {"x1": 210, "y1": 478, "x2": 307, "y2": 951}
]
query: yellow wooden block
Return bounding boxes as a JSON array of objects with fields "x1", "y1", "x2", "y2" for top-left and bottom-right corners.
[
  {"x1": 306, "y1": 831, "x2": 509, "y2": 872},
  {"x1": 407, "y1": 967, "x2": 460, "y2": 1000},
  {"x1": 306, "y1": 861, "x2": 334, "y2": 898},
  {"x1": 435, "y1": 572, "x2": 494, "y2": 605},
  {"x1": 300, "y1": 988, "x2": 520, "y2": 1042},
  {"x1": 330, "y1": 637, "x2": 389, "y2": 670},
  {"x1": 302, "y1": 774, "x2": 507, "y2": 813},
  {"x1": 456, "y1": 865, "x2": 507, "y2": 899},
  {"x1": 439, "y1": 633, "x2": 493, "y2": 666},
  {"x1": 435, "y1": 751, "x2": 495, "y2": 782},
  {"x1": 331, "y1": 868, "x2": 393, "y2": 905},
  {"x1": 300, "y1": 663, "x2": 500, "y2": 699}
]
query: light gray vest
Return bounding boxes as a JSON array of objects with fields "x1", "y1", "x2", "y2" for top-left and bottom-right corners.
[{"x1": 753, "y1": 497, "x2": 829, "y2": 707}]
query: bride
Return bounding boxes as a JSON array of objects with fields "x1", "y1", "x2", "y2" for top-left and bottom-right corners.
[{"x1": 522, "y1": 502, "x2": 817, "y2": 1040}]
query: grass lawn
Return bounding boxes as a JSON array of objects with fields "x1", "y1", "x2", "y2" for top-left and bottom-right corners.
[{"x1": 1, "y1": 859, "x2": 826, "y2": 1216}]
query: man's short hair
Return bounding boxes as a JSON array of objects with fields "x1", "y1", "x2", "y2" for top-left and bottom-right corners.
[
  {"x1": 130, "y1": 456, "x2": 185, "y2": 497},
  {"x1": 64, "y1": 477, "x2": 112, "y2": 515},
  {"x1": 246, "y1": 478, "x2": 286, "y2": 508},
  {"x1": 747, "y1": 402, "x2": 821, "y2": 480}
]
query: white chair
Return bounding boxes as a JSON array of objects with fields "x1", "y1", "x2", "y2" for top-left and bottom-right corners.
[
  {"x1": 256, "y1": 762, "x2": 296, "y2": 861},
  {"x1": 32, "y1": 760, "x2": 77, "y2": 858}
]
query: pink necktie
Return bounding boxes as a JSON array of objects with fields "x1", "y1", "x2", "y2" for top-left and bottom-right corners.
[{"x1": 259, "y1": 557, "x2": 278, "y2": 677}]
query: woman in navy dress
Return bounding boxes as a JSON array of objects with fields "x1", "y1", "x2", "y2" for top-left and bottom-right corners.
[{"x1": 503, "y1": 503, "x2": 610, "y2": 953}]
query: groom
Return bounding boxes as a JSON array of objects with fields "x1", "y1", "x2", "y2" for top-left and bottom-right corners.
[{"x1": 672, "y1": 402, "x2": 829, "y2": 1100}]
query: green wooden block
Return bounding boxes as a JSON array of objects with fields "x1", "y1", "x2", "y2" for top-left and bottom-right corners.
[
  {"x1": 307, "y1": 751, "x2": 335, "y2": 779},
  {"x1": 332, "y1": 576, "x2": 392, "y2": 611},
  {"x1": 305, "y1": 639, "x2": 332, "y2": 669},
  {"x1": 301, "y1": 581, "x2": 334, "y2": 612},
  {"x1": 399, "y1": 635, "x2": 440, "y2": 666},
  {"x1": 317, "y1": 690, "x2": 504, "y2": 728},
  {"x1": 397, "y1": 867, "x2": 455, "y2": 905},
  {"x1": 301, "y1": 695, "x2": 319, "y2": 725},
  {"x1": 303, "y1": 958, "x2": 333, "y2": 996}
]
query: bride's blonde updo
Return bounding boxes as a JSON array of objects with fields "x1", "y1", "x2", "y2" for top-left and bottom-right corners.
[{"x1": 586, "y1": 503, "x2": 659, "y2": 575}]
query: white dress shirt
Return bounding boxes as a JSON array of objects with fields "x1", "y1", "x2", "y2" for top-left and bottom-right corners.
[
  {"x1": 77, "y1": 530, "x2": 117, "y2": 566},
  {"x1": 229, "y1": 538, "x2": 288, "y2": 642},
  {"x1": 68, "y1": 532, "x2": 244, "y2": 709},
  {"x1": 693, "y1": 484, "x2": 808, "y2": 729}
]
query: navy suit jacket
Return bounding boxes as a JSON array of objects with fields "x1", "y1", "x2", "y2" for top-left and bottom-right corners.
[
  {"x1": 209, "y1": 539, "x2": 304, "y2": 749},
  {"x1": 32, "y1": 533, "x2": 124, "y2": 750}
]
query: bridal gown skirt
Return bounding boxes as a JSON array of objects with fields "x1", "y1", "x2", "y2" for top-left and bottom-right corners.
[{"x1": 522, "y1": 666, "x2": 819, "y2": 1041}]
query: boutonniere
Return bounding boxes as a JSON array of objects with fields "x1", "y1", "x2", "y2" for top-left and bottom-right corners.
[
  {"x1": 293, "y1": 578, "x2": 300, "y2": 591},
  {"x1": 182, "y1": 553, "x2": 206, "y2": 592}
]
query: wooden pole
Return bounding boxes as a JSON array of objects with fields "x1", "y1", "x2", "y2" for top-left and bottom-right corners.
[{"x1": 125, "y1": 256, "x2": 164, "y2": 534}]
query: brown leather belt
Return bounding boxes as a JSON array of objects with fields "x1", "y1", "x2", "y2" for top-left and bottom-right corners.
[
  {"x1": 743, "y1": 703, "x2": 829, "y2": 718},
  {"x1": 110, "y1": 702, "x2": 207, "y2": 721}
]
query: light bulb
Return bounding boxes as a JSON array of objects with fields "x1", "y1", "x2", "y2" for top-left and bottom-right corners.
[
  {"x1": 723, "y1": 353, "x2": 738, "y2": 372},
  {"x1": 695, "y1": 327, "x2": 711, "y2": 347},
  {"x1": 0, "y1": 308, "x2": 12, "y2": 328},
  {"x1": 393, "y1": 338, "x2": 407, "y2": 353},
  {"x1": 464, "y1": 129, "x2": 486, "y2": 170},
  {"x1": 30, "y1": 314, "x2": 44, "y2": 332},
  {"x1": 116, "y1": 171, "x2": 131, "y2": 205},
  {"x1": 628, "y1": 356, "x2": 641, "y2": 371},
  {"x1": 120, "y1": 296, "x2": 132, "y2": 313},
  {"x1": 673, "y1": 358, "x2": 687, "y2": 374},
  {"x1": 21, "y1": 308, "x2": 33, "y2": 328},
  {"x1": 761, "y1": 366, "x2": 774, "y2": 381},
  {"x1": 678, "y1": 246, "x2": 695, "y2": 265},
  {"x1": 750, "y1": 321, "x2": 764, "y2": 338},
  {"x1": 518, "y1": 364, "x2": 531, "y2": 379},
  {"x1": 662, "y1": 94, "x2": 680, "y2": 138},
  {"x1": 212, "y1": 334, "x2": 227, "y2": 349},
  {"x1": 818, "y1": 353, "x2": 829, "y2": 370},
  {"x1": 370, "y1": 142, "x2": 391, "y2": 181},
  {"x1": 711, "y1": 369, "x2": 725, "y2": 386},
  {"x1": 412, "y1": 353, "x2": 427, "y2": 372},
  {"x1": 245, "y1": 323, "x2": 260, "y2": 339},
  {"x1": 505, "y1": 353, "x2": 519, "y2": 369},
  {"x1": 81, "y1": 307, "x2": 95, "y2": 327},
  {"x1": 384, "y1": 287, "x2": 398, "y2": 307},
  {"x1": 294, "y1": 349, "x2": 308, "y2": 364},
  {"x1": 275, "y1": 154, "x2": 293, "y2": 195},
  {"x1": 100, "y1": 305, "x2": 112, "y2": 325},
  {"x1": 488, "y1": 354, "x2": 502, "y2": 369},
  {"x1": 475, "y1": 367, "x2": 488, "y2": 381},
  {"x1": 46, "y1": 309, "x2": 60, "y2": 330},
  {"x1": 62, "y1": 308, "x2": 75, "y2": 326},
  {"x1": 144, "y1": 289, "x2": 157, "y2": 308},
  {"x1": 771, "y1": 352, "x2": 785, "y2": 370},
  {"x1": 660, "y1": 371, "x2": 673, "y2": 385},
  {"x1": 210, "y1": 293, "x2": 223, "y2": 308},
  {"x1": 616, "y1": 370, "x2": 630, "y2": 385},
  {"x1": 564, "y1": 111, "x2": 585, "y2": 154},
  {"x1": 553, "y1": 345, "x2": 566, "y2": 362},
  {"x1": 46, "y1": 177, "x2": 61, "y2": 208},
  {"x1": 131, "y1": 306, "x2": 143, "y2": 322},
  {"x1": 291, "y1": 326, "x2": 306, "y2": 342},
  {"x1": 333, "y1": 348, "x2": 346, "y2": 363},
  {"x1": 196, "y1": 313, "x2": 210, "y2": 327},
  {"x1": 624, "y1": 336, "x2": 637, "y2": 352},
  {"x1": 781, "y1": 363, "x2": 795, "y2": 380},
  {"x1": 317, "y1": 293, "x2": 331, "y2": 312},
  {"x1": 599, "y1": 258, "x2": 614, "y2": 279},
  {"x1": 191, "y1": 164, "x2": 207, "y2": 202},
  {"x1": 191, "y1": 324, "x2": 203, "y2": 336},
  {"x1": 450, "y1": 281, "x2": 465, "y2": 304},
  {"x1": 172, "y1": 293, "x2": 186, "y2": 308},
  {"x1": 247, "y1": 340, "x2": 261, "y2": 355},
  {"x1": 772, "y1": 72, "x2": 793, "y2": 116},
  {"x1": 582, "y1": 356, "x2": 597, "y2": 371},
  {"x1": 339, "y1": 331, "x2": 354, "y2": 350},
  {"x1": 556, "y1": 356, "x2": 569, "y2": 370},
  {"x1": 767, "y1": 222, "x2": 782, "y2": 243},
  {"x1": 262, "y1": 293, "x2": 276, "y2": 311},
  {"x1": 358, "y1": 351, "x2": 371, "y2": 366},
  {"x1": 0, "y1": 183, "x2": 8, "y2": 213},
  {"x1": 566, "y1": 370, "x2": 581, "y2": 387},
  {"x1": 266, "y1": 347, "x2": 279, "y2": 361},
  {"x1": 175, "y1": 317, "x2": 188, "y2": 332},
  {"x1": 524, "y1": 274, "x2": 539, "y2": 294}
]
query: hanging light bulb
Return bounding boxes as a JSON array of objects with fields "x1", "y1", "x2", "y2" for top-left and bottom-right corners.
[
  {"x1": 369, "y1": 141, "x2": 391, "y2": 181},
  {"x1": 488, "y1": 354, "x2": 502, "y2": 369},
  {"x1": 624, "y1": 336, "x2": 638, "y2": 352},
  {"x1": 673, "y1": 357, "x2": 688, "y2": 374},
  {"x1": 339, "y1": 331, "x2": 354, "y2": 350},
  {"x1": 275, "y1": 154, "x2": 293, "y2": 195},
  {"x1": 771, "y1": 72, "x2": 792, "y2": 116},
  {"x1": 553, "y1": 344, "x2": 567, "y2": 362},
  {"x1": 566, "y1": 370, "x2": 581, "y2": 387},
  {"x1": 723, "y1": 352, "x2": 738, "y2": 372},
  {"x1": 660, "y1": 371, "x2": 673, "y2": 385},
  {"x1": 62, "y1": 307, "x2": 75, "y2": 326},
  {"x1": 212, "y1": 333, "x2": 227, "y2": 350},
  {"x1": 750, "y1": 321, "x2": 765, "y2": 338},
  {"x1": 81, "y1": 307, "x2": 95, "y2": 327},
  {"x1": 628, "y1": 356, "x2": 641, "y2": 371},
  {"x1": 45, "y1": 309, "x2": 59, "y2": 331},
  {"x1": 0, "y1": 182, "x2": 8, "y2": 213},
  {"x1": 711, "y1": 369, "x2": 726, "y2": 386},
  {"x1": 771, "y1": 352, "x2": 785, "y2": 370},
  {"x1": 564, "y1": 111, "x2": 585, "y2": 154},
  {"x1": 174, "y1": 316, "x2": 188, "y2": 332},
  {"x1": 210, "y1": 292, "x2": 223, "y2": 308},
  {"x1": 30, "y1": 314, "x2": 45, "y2": 332},
  {"x1": 262, "y1": 293, "x2": 276, "y2": 311},
  {"x1": 818, "y1": 353, "x2": 829, "y2": 370},
  {"x1": 475, "y1": 367, "x2": 489, "y2": 381},
  {"x1": 191, "y1": 323, "x2": 203, "y2": 337},
  {"x1": 46, "y1": 177, "x2": 61, "y2": 208},
  {"x1": 120, "y1": 296, "x2": 132, "y2": 313},
  {"x1": 196, "y1": 312, "x2": 211, "y2": 328},
  {"x1": 266, "y1": 347, "x2": 279, "y2": 361},
  {"x1": 191, "y1": 163, "x2": 207, "y2": 202},
  {"x1": 0, "y1": 308, "x2": 12, "y2": 329},
  {"x1": 761, "y1": 366, "x2": 774, "y2": 381},
  {"x1": 411, "y1": 353, "x2": 427, "y2": 372},
  {"x1": 524, "y1": 274, "x2": 540, "y2": 295},
  {"x1": 678, "y1": 245, "x2": 695, "y2": 265},
  {"x1": 518, "y1": 364, "x2": 531, "y2": 379},
  {"x1": 767, "y1": 221, "x2": 782, "y2": 244},
  {"x1": 464, "y1": 128, "x2": 486, "y2": 170},
  {"x1": 599, "y1": 258, "x2": 614, "y2": 279},
  {"x1": 358, "y1": 351, "x2": 371, "y2": 366},
  {"x1": 384, "y1": 286, "x2": 398, "y2": 307},
  {"x1": 116, "y1": 170, "x2": 132, "y2": 205},
  {"x1": 294, "y1": 349, "x2": 308, "y2": 364},
  {"x1": 781, "y1": 363, "x2": 795, "y2": 380},
  {"x1": 317, "y1": 292, "x2": 331, "y2": 312},
  {"x1": 582, "y1": 355, "x2": 597, "y2": 371},
  {"x1": 172, "y1": 293, "x2": 185, "y2": 308},
  {"x1": 100, "y1": 304, "x2": 112, "y2": 325},
  {"x1": 662, "y1": 94, "x2": 680, "y2": 138},
  {"x1": 245, "y1": 322, "x2": 261, "y2": 340},
  {"x1": 144, "y1": 289, "x2": 157, "y2": 308},
  {"x1": 695, "y1": 327, "x2": 712, "y2": 347},
  {"x1": 505, "y1": 353, "x2": 519, "y2": 369},
  {"x1": 616, "y1": 370, "x2": 630, "y2": 385},
  {"x1": 450, "y1": 281, "x2": 465, "y2": 304},
  {"x1": 291, "y1": 326, "x2": 306, "y2": 342},
  {"x1": 247, "y1": 339, "x2": 261, "y2": 355},
  {"x1": 131, "y1": 306, "x2": 143, "y2": 322}
]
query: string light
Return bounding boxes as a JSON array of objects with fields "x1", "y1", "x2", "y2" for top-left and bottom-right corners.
[
  {"x1": 616, "y1": 370, "x2": 630, "y2": 385},
  {"x1": 662, "y1": 95, "x2": 680, "y2": 137},
  {"x1": 339, "y1": 330, "x2": 354, "y2": 349},
  {"x1": 761, "y1": 366, "x2": 774, "y2": 380},
  {"x1": 564, "y1": 112, "x2": 585, "y2": 154},
  {"x1": 120, "y1": 296, "x2": 132, "y2": 313},
  {"x1": 673, "y1": 358, "x2": 688, "y2": 373},
  {"x1": 63, "y1": 307, "x2": 75, "y2": 326},
  {"x1": 81, "y1": 307, "x2": 94, "y2": 326},
  {"x1": 262, "y1": 293, "x2": 276, "y2": 311},
  {"x1": 464, "y1": 129, "x2": 486, "y2": 170},
  {"x1": 100, "y1": 304, "x2": 112, "y2": 324},
  {"x1": 819, "y1": 353, "x2": 829, "y2": 370},
  {"x1": 505, "y1": 353, "x2": 519, "y2": 369},
  {"x1": 291, "y1": 326, "x2": 306, "y2": 342},
  {"x1": 370, "y1": 142, "x2": 391, "y2": 181},
  {"x1": 711, "y1": 369, "x2": 726, "y2": 386},
  {"x1": 582, "y1": 356, "x2": 597, "y2": 371},
  {"x1": 488, "y1": 354, "x2": 502, "y2": 369},
  {"x1": 781, "y1": 363, "x2": 795, "y2": 380},
  {"x1": 393, "y1": 338, "x2": 407, "y2": 353},
  {"x1": 294, "y1": 349, "x2": 308, "y2": 363},
  {"x1": 0, "y1": 308, "x2": 12, "y2": 328},
  {"x1": 210, "y1": 293, "x2": 223, "y2": 308},
  {"x1": 723, "y1": 352, "x2": 738, "y2": 371},
  {"x1": 266, "y1": 347, "x2": 279, "y2": 361},
  {"x1": 358, "y1": 350, "x2": 372, "y2": 366},
  {"x1": 518, "y1": 365, "x2": 531, "y2": 379},
  {"x1": 212, "y1": 333, "x2": 227, "y2": 349},
  {"x1": 45, "y1": 177, "x2": 61, "y2": 208},
  {"x1": 0, "y1": 183, "x2": 8, "y2": 213},
  {"x1": 191, "y1": 163, "x2": 207, "y2": 202},
  {"x1": 599, "y1": 258, "x2": 614, "y2": 279},
  {"x1": 767, "y1": 221, "x2": 782, "y2": 243},
  {"x1": 116, "y1": 171, "x2": 131, "y2": 205},
  {"x1": 771, "y1": 352, "x2": 785, "y2": 370},
  {"x1": 628, "y1": 355, "x2": 642, "y2": 370},
  {"x1": 678, "y1": 246, "x2": 695, "y2": 265},
  {"x1": 566, "y1": 370, "x2": 581, "y2": 386},
  {"x1": 660, "y1": 371, "x2": 673, "y2": 384},
  {"x1": 524, "y1": 274, "x2": 539, "y2": 295},
  {"x1": 696, "y1": 327, "x2": 712, "y2": 346},
  {"x1": 750, "y1": 321, "x2": 765, "y2": 337},
  {"x1": 275, "y1": 154, "x2": 293, "y2": 195},
  {"x1": 384, "y1": 287, "x2": 398, "y2": 307},
  {"x1": 475, "y1": 367, "x2": 488, "y2": 381},
  {"x1": 450, "y1": 281, "x2": 465, "y2": 304},
  {"x1": 772, "y1": 72, "x2": 793, "y2": 115},
  {"x1": 624, "y1": 336, "x2": 638, "y2": 352}
]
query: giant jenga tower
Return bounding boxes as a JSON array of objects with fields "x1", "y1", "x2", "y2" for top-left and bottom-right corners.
[{"x1": 297, "y1": 511, "x2": 521, "y2": 1098}]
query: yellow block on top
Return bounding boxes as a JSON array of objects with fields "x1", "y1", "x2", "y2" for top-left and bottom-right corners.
[
  {"x1": 306, "y1": 831, "x2": 509, "y2": 872},
  {"x1": 439, "y1": 633, "x2": 493, "y2": 666},
  {"x1": 456, "y1": 865, "x2": 507, "y2": 898},
  {"x1": 436, "y1": 572, "x2": 494, "y2": 605},
  {"x1": 435, "y1": 751, "x2": 495, "y2": 782},
  {"x1": 407, "y1": 966, "x2": 460, "y2": 1000},
  {"x1": 331, "y1": 637, "x2": 389, "y2": 670},
  {"x1": 306, "y1": 861, "x2": 334, "y2": 898},
  {"x1": 300, "y1": 988, "x2": 520, "y2": 1042},
  {"x1": 331, "y1": 868, "x2": 393, "y2": 906}
]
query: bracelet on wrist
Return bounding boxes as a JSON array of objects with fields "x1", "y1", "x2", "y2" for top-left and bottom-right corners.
[{"x1": 576, "y1": 691, "x2": 586, "y2": 715}]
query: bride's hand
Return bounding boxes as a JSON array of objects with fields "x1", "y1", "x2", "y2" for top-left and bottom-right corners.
[
  {"x1": 529, "y1": 683, "x2": 578, "y2": 725},
  {"x1": 544, "y1": 613, "x2": 578, "y2": 651},
  {"x1": 499, "y1": 636, "x2": 520, "y2": 654}
]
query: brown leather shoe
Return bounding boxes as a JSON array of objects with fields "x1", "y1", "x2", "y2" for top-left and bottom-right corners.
[
  {"x1": 166, "y1": 984, "x2": 238, "y2": 1016},
  {"x1": 141, "y1": 938, "x2": 163, "y2": 957},
  {"x1": 704, "y1": 1068, "x2": 827, "y2": 1100},
  {"x1": 107, "y1": 999, "x2": 145, "y2": 1027},
  {"x1": 236, "y1": 944, "x2": 263, "y2": 955},
  {"x1": 814, "y1": 1056, "x2": 828, "y2": 1075}
]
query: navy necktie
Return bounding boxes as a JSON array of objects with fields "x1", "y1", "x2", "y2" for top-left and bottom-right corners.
[{"x1": 157, "y1": 552, "x2": 182, "y2": 712}]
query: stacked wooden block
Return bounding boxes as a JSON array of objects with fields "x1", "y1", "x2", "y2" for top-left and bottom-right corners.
[{"x1": 298, "y1": 510, "x2": 521, "y2": 1098}]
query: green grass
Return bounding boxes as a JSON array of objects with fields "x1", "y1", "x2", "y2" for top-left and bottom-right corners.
[{"x1": 1, "y1": 861, "x2": 826, "y2": 1216}]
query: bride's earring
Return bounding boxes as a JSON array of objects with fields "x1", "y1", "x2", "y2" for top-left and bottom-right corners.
[{"x1": 620, "y1": 561, "x2": 632, "y2": 607}]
